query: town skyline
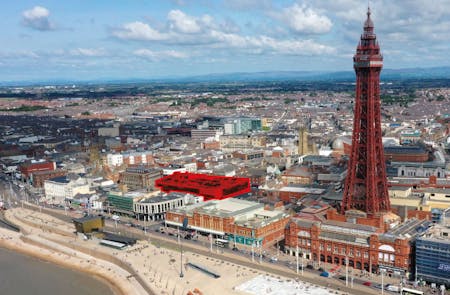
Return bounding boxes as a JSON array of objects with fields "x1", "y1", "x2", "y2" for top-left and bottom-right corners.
[{"x1": 1, "y1": 0, "x2": 450, "y2": 82}]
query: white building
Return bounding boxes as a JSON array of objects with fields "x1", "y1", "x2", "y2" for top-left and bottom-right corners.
[
  {"x1": 162, "y1": 165, "x2": 187, "y2": 176},
  {"x1": 44, "y1": 174, "x2": 92, "y2": 204},
  {"x1": 106, "y1": 153, "x2": 123, "y2": 167},
  {"x1": 133, "y1": 193, "x2": 202, "y2": 221}
]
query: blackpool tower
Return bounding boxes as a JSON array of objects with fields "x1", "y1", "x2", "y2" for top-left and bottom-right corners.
[{"x1": 341, "y1": 8, "x2": 391, "y2": 217}]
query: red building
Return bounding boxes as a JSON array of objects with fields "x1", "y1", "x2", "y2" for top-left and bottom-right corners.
[
  {"x1": 32, "y1": 169, "x2": 67, "y2": 188},
  {"x1": 122, "y1": 152, "x2": 154, "y2": 166},
  {"x1": 155, "y1": 172, "x2": 250, "y2": 201},
  {"x1": 19, "y1": 161, "x2": 56, "y2": 182},
  {"x1": 284, "y1": 215, "x2": 426, "y2": 276},
  {"x1": 166, "y1": 198, "x2": 289, "y2": 248},
  {"x1": 384, "y1": 145, "x2": 429, "y2": 162}
]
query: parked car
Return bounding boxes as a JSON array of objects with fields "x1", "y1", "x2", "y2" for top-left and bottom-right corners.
[
  {"x1": 373, "y1": 284, "x2": 383, "y2": 289},
  {"x1": 363, "y1": 281, "x2": 372, "y2": 287},
  {"x1": 306, "y1": 264, "x2": 314, "y2": 270},
  {"x1": 386, "y1": 284, "x2": 400, "y2": 292}
]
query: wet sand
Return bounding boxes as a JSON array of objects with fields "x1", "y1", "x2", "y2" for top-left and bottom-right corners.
[{"x1": 0, "y1": 246, "x2": 117, "y2": 295}]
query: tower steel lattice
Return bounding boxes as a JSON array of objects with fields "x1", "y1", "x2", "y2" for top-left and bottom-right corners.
[{"x1": 341, "y1": 8, "x2": 391, "y2": 216}]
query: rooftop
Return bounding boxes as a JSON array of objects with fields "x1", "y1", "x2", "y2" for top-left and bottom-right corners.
[
  {"x1": 384, "y1": 218, "x2": 431, "y2": 239},
  {"x1": 73, "y1": 215, "x2": 104, "y2": 223},
  {"x1": 139, "y1": 192, "x2": 186, "y2": 204}
]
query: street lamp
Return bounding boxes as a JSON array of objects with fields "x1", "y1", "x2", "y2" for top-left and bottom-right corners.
[
  {"x1": 180, "y1": 217, "x2": 188, "y2": 278},
  {"x1": 345, "y1": 256, "x2": 349, "y2": 287},
  {"x1": 251, "y1": 242, "x2": 255, "y2": 262},
  {"x1": 301, "y1": 252, "x2": 304, "y2": 276},
  {"x1": 259, "y1": 241, "x2": 262, "y2": 264}
]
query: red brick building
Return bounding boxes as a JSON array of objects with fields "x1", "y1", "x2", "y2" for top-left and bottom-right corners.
[
  {"x1": 284, "y1": 216, "x2": 428, "y2": 276},
  {"x1": 384, "y1": 146, "x2": 429, "y2": 162},
  {"x1": 166, "y1": 198, "x2": 289, "y2": 248},
  {"x1": 19, "y1": 161, "x2": 56, "y2": 182},
  {"x1": 122, "y1": 152, "x2": 154, "y2": 166},
  {"x1": 281, "y1": 166, "x2": 314, "y2": 185},
  {"x1": 32, "y1": 169, "x2": 67, "y2": 188}
]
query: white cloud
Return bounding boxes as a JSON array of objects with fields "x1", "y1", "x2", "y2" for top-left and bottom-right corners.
[
  {"x1": 168, "y1": 10, "x2": 201, "y2": 34},
  {"x1": 207, "y1": 30, "x2": 335, "y2": 55},
  {"x1": 69, "y1": 48, "x2": 107, "y2": 57},
  {"x1": 113, "y1": 9, "x2": 334, "y2": 57},
  {"x1": 133, "y1": 49, "x2": 188, "y2": 60},
  {"x1": 281, "y1": 4, "x2": 332, "y2": 34},
  {"x1": 22, "y1": 6, "x2": 54, "y2": 31},
  {"x1": 112, "y1": 21, "x2": 169, "y2": 41}
]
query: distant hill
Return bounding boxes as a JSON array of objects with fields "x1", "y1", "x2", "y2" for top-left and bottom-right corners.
[
  {"x1": 1, "y1": 66, "x2": 449, "y2": 87},
  {"x1": 178, "y1": 67, "x2": 450, "y2": 83}
]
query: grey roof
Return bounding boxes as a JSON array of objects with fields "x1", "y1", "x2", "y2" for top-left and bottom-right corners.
[
  {"x1": 320, "y1": 231, "x2": 369, "y2": 246},
  {"x1": 385, "y1": 218, "x2": 432, "y2": 239},
  {"x1": 323, "y1": 219, "x2": 378, "y2": 233},
  {"x1": 139, "y1": 193, "x2": 185, "y2": 204},
  {"x1": 384, "y1": 146, "x2": 426, "y2": 154},
  {"x1": 291, "y1": 218, "x2": 316, "y2": 228},
  {"x1": 49, "y1": 176, "x2": 70, "y2": 183},
  {"x1": 73, "y1": 215, "x2": 103, "y2": 223}
]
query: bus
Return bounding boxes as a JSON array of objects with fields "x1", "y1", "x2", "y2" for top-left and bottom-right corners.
[
  {"x1": 401, "y1": 287, "x2": 424, "y2": 295},
  {"x1": 214, "y1": 238, "x2": 229, "y2": 248}
]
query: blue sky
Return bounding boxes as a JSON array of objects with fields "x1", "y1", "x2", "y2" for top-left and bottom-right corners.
[{"x1": 1, "y1": 0, "x2": 449, "y2": 82}]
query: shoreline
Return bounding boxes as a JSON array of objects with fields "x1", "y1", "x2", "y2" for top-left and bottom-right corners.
[{"x1": 0, "y1": 231, "x2": 126, "y2": 295}]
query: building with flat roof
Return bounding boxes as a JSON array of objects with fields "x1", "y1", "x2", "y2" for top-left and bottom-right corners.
[
  {"x1": 119, "y1": 166, "x2": 161, "y2": 191},
  {"x1": 44, "y1": 174, "x2": 91, "y2": 204},
  {"x1": 278, "y1": 184, "x2": 326, "y2": 203},
  {"x1": 107, "y1": 191, "x2": 149, "y2": 215},
  {"x1": 166, "y1": 198, "x2": 290, "y2": 248},
  {"x1": 73, "y1": 215, "x2": 105, "y2": 234},
  {"x1": 19, "y1": 160, "x2": 56, "y2": 183},
  {"x1": 416, "y1": 221, "x2": 450, "y2": 287},
  {"x1": 384, "y1": 145, "x2": 429, "y2": 162},
  {"x1": 155, "y1": 172, "x2": 250, "y2": 201},
  {"x1": 134, "y1": 192, "x2": 202, "y2": 221},
  {"x1": 32, "y1": 169, "x2": 67, "y2": 188}
]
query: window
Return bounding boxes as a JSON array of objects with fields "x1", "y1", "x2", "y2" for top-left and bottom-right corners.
[
  {"x1": 364, "y1": 252, "x2": 368, "y2": 259},
  {"x1": 349, "y1": 248, "x2": 354, "y2": 257},
  {"x1": 356, "y1": 250, "x2": 361, "y2": 257},
  {"x1": 327, "y1": 244, "x2": 331, "y2": 252},
  {"x1": 341, "y1": 248, "x2": 346, "y2": 255},
  {"x1": 320, "y1": 243, "x2": 324, "y2": 251},
  {"x1": 334, "y1": 246, "x2": 339, "y2": 254}
]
